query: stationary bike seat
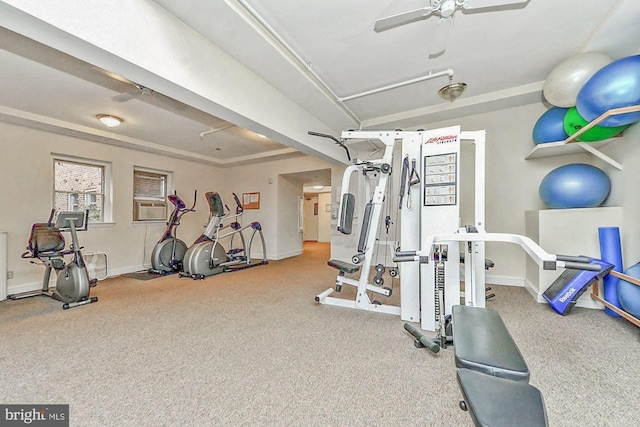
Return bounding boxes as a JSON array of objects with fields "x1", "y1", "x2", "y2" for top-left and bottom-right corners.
[{"x1": 23, "y1": 224, "x2": 66, "y2": 258}]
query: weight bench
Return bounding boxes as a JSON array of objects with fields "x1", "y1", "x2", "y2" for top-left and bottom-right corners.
[
  {"x1": 453, "y1": 305, "x2": 529, "y2": 381},
  {"x1": 452, "y1": 305, "x2": 548, "y2": 427},
  {"x1": 456, "y1": 369, "x2": 547, "y2": 427}
]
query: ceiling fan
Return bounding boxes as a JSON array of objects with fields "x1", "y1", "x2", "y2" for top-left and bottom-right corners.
[
  {"x1": 374, "y1": 0, "x2": 529, "y2": 56},
  {"x1": 111, "y1": 83, "x2": 185, "y2": 111},
  {"x1": 111, "y1": 84, "x2": 153, "y2": 102}
]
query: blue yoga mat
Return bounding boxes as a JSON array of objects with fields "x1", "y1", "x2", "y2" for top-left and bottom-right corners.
[{"x1": 598, "y1": 227, "x2": 623, "y2": 317}]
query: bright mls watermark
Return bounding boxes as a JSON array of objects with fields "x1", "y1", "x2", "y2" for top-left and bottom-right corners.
[{"x1": 1, "y1": 405, "x2": 69, "y2": 426}]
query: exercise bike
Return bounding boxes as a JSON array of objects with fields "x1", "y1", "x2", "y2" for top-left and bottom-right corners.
[
  {"x1": 10, "y1": 210, "x2": 99, "y2": 309},
  {"x1": 149, "y1": 191, "x2": 196, "y2": 274},
  {"x1": 181, "y1": 192, "x2": 268, "y2": 280}
]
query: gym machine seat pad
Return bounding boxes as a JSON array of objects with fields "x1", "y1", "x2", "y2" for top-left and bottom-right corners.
[
  {"x1": 452, "y1": 305, "x2": 530, "y2": 382},
  {"x1": 457, "y1": 369, "x2": 548, "y2": 427}
]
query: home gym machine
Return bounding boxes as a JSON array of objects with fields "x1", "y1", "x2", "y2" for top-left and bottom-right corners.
[
  {"x1": 9, "y1": 210, "x2": 99, "y2": 309},
  {"x1": 313, "y1": 130, "x2": 404, "y2": 316},
  {"x1": 313, "y1": 127, "x2": 484, "y2": 323},
  {"x1": 149, "y1": 191, "x2": 196, "y2": 274},
  {"x1": 314, "y1": 127, "x2": 601, "y2": 340},
  {"x1": 181, "y1": 191, "x2": 268, "y2": 279}
]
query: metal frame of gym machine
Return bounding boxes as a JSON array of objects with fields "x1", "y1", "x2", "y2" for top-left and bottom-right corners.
[
  {"x1": 316, "y1": 130, "x2": 400, "y2": 316},
  {"x1": 316, "y1": 127, "x2": 598, "y2": 334},
  {"x1": 398, "y1": 126, "x2": 487, "y2": 331},
  {"x1": 315, "y1": 127, "x2": 489, "y2": 322}
]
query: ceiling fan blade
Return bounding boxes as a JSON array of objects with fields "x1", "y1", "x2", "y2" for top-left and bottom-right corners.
[
  {"x1": 464, "y1": 0, "x2": 529, "y2": 11},
  {"x1": 374, "y1": 7, "x2": 435, "y2": 32},
  {"x1": 429, "y1": 17, "x2": 452, "y2": 57},
  {"x1": 110, "y1": 92, "x2": 136, "y2": 102},
  {"x1": 152, "y1": 92, "x2": 186, "y2": 112},
  {"x1": 111, "y1": 84, "x2": 146, "y2": 102}
]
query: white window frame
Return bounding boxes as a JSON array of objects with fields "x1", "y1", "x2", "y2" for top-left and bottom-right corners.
[
  {"x1": 68, "y1": 193, "x2": 79, "y2": 211},
  {"x1": 52, "y1": 154, "x2": 113, "y2": 223}
]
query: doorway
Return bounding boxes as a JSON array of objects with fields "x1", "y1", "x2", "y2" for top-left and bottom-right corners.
[{"x1": 302, "y1": 191, "x2": 331, "y2": 242}]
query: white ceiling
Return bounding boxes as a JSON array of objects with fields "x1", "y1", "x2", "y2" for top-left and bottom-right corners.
[{"x1": 1, "y1": 0, "x2": 639, "y2": 167}]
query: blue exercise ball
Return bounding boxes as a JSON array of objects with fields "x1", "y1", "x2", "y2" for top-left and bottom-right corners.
[
  {"x1": 539, "y1": 163, "x2": 611, "y2": 209},
  {"x1": 576, "y1": 55, "x2": 640, "y2": 127},
  {"x1": 618, "y1": 263, "x2": 640, "y2": 318},
  {"x1": 532, "y1": 107, "x2": 569, "y2": 144}
]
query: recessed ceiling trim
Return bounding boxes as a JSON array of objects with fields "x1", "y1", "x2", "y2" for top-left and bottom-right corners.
[
  {"x1": 0, "y1": 105, "x2": 305, "y2": 167},
  {"x1": 216, "y1": 147, "x2": 300, "y2": 165}
]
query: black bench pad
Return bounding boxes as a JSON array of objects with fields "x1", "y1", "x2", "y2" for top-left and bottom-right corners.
[
  {"x1": 327, "y1": 259, "x2": 361, "y2": 274},
  {"x1": 453, "y1": 305, "x2": 530, "y2": 382},
  {"x1": 457, "y1": 369, "x2": 548, "y2": 427}
]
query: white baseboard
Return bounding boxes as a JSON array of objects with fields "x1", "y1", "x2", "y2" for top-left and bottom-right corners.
[
  {"x1": 6, "y1": 281, "x2": 44, "y2": 297},
  {"x1": 270, "y1": 250, "x2": 303, "y2": 261},
  {"x1": 6, "y1": 264, "x2": 147, "y2": 296},
  {"x1": 485, "y1": 275, "x2": 525, "y2": 287},
  {"x1": 109, "y1": 265, "x2": 149, "y2": 276},
  {"x1": 575, "y1": 296, "x2": 604, "y2": 310},
  {"x1": 523, "y1": 279, "x2": 547, "y2": 303}
]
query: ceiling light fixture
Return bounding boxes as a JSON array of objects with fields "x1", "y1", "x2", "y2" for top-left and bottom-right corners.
[
  {"x1": 438, "y1": 76, "x2": 467, "y2": 102},
  {"x1": 96, "y1": 114, "x2": 124, "y2": 128},
  {"x1": 256, "y1": 133, "x2": 267, "y2": 139},
  {"x1": 313, "y1": 185, "x2": 324, "y2": 190}
]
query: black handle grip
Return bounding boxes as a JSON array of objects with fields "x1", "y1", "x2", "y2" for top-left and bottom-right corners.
[
  {"x1": 556, "y1": 254, "x2": 591, "y2": 263},
  {"x1": 308, "y1": 131, "x2": 351, "y2": 162},
  {"x1": 307, "y1": 131, "x2": 339, "y2": 143},
  {"x1": 562, "y1": 261, "x2": 601, "y2": 271},
  {"x1": 404, "y1": 323, "x2": 440, "y2": 354}
]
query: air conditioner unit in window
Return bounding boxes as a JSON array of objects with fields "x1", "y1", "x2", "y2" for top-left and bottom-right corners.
[{"x1": 135, "y1": 201, "x2": 167, "y2": 221}]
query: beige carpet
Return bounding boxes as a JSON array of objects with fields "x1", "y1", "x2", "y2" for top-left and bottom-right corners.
[{"x1": 0, "y1": 242, "x2": 638, "y2": 426}]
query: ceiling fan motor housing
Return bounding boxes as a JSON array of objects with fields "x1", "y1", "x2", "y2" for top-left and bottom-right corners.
[{"x1": 439, "y1": 0, "x2": 457, "y2": 17}]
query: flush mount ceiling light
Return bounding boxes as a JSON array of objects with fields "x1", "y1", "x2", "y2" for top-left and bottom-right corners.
[
  {"x1": 312, "y1": 185, "x2": 324, "y2": 190},
  {"x1": 438, "y1": 77, "x2": 467, "y2": 102},
  {"x1": 96, "y1": 114, "x2": 124, "y2": 128}
]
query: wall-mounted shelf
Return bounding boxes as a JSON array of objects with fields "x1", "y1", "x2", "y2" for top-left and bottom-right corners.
[
  {"x1": 526, "y1": 139, "x2": 621, "y2": 169},
  {"x1": 525, "y1": 105, "x2": 640, "y2": 171}
]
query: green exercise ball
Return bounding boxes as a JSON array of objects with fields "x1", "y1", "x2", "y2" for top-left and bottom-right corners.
[{"x1": 563, "y1": 107, "x2": 628, "y2": 142}]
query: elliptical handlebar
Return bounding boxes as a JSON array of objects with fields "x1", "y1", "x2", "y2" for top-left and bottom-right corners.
[
  {"x1": 167, "y1": 190, "x2": 197, "y2": 226},
  {"x1": 232, "y1": 193, "x2": 243, "y2": 215}
]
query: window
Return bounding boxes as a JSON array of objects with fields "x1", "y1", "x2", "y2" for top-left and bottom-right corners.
[
  {"x1": 133, "y1": 168, "x2": 170, "y2": 221},
  {"x1": 54, "y1": 157, "x2": 110, "y2": 222}
]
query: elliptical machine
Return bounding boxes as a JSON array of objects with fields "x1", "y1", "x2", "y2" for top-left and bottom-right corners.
[
  {"x1": 181, "y1": 192, "x2": 268, "y2": 280},
  {"x1": 149, "y1": 191, "x2": 196, "y2": 274},
  {"x1": 10, "y1": 210, "x2": 99, "y2": 309}
]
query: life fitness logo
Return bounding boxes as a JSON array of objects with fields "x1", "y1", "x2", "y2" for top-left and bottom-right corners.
[{"x1": 426, "y1": 135, "x2": 458, "y2": 145}]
